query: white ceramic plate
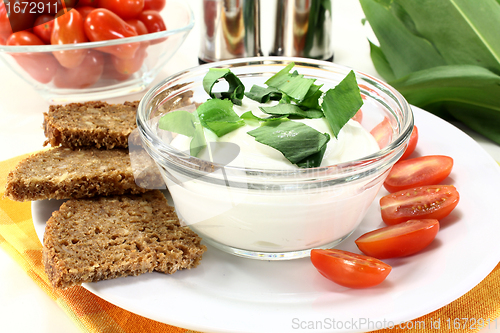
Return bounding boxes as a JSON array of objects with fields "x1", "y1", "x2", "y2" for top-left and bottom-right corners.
[{"x1": 33, "y1": 107, "x2": 500, "y2": 333}]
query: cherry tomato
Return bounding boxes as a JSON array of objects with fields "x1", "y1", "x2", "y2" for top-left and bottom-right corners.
[
  {"x1": 102, "y1": 53, "x2": 132, "y2": 80},
  {"x1": 352, "y1": 109, "x2": 363, "y2": 123},
  {"x1": 111, "y1": 41, "x2": 147, "y2": 74},
  {"x1": 53, "y1": 50, "x2": 104, "y2": 88},
  {"x1": 84, "y1": 9, "x2": 139, "y2": 59},
  {"x1": 399, "y1": 125, "x2": 418, "y2": 161},
  {"x1": 41, "y1": 0, "x2": 78, "y2": 14},
  {"x1": 75, "y1": 6, "x2": 96, "y2": 20},
  {"x1": 370, "y1": 117, "x2": 392, "y2": 149},
  {"x1": 6, "y1": 30, "x2": 43, "y2": 45},
  {"x1": 137, "y1": 10, "x2": 166, "y2": 33},
  {"x1": 6, "y1": 31, "x2": 59, "y2": 83},
  {"x1": 384, "y1": 155, "x2": 454, "y2": 193},
  {"x1": 355, "y1": 219, "x2": 440, "y2": 259},
  {"x1": 98, "y1": 0, "x2": 144, "y2": 20},
  {"x1": 311, "y1": 249, "x2": 392, "y2": 289},
  {"x1": 0, "y1": 2, "x2": 13, "y2": 45},
  {"x1": 51, "y1": 9, "x2": 88, "y2": 68},
  {"x1": 126, "y1": 18, "x2": 148, "y2": 35},
  {"x1": 77, "y1": 0, "x2": 99, "y2": 6},
  {"x1": 143, "y1": 0, "x2": 166, "y2": 11},
  {"x1": 380, "y1": 185, "x2": 460, "y2": 225},
  {"x1": 5, "y1": 1, "x2": 37, "y2": 32},
  {"x1": 33, "y1": 15, "x2": 55, "y2": 44}
]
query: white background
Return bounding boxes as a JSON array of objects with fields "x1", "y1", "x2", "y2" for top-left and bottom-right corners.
[{"x1": 0, "y1": 1, "x2": 499, "y2": 332}]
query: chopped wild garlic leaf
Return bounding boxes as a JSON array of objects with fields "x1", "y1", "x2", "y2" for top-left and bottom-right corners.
[
  {"x1": 321, "y1": 70, "x2": 363, "y2": 138},
  {"x1": 197, "y1": 98, "x2": 245, "y2": 137},
  {"x1": 203, "y1": 68, "x2": 245, "y2": 105},
  {"x1": 247, "y1": 121, "x2": 330, "y2": 167}
]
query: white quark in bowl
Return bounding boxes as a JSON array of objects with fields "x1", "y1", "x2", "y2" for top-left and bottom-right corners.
[{"x1": 137, "y1": 57, "x2": 413, "y2": 260}]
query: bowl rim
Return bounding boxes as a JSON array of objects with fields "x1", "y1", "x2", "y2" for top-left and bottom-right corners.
[
  {"x1": 0, "y1": 0, "x2": 194, "y2": 53},
  {"x1": 137, "y1": 56, "x2": 414, "y2": 179}
]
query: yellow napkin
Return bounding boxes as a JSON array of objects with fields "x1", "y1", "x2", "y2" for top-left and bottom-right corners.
[{"x1": 1, "y1": 152, "x2": 499, "y2": 333}]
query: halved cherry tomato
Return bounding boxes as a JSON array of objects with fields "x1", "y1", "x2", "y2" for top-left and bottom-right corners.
[
  {"x1": 137, "y1": 10, "x2": 166, "y2": 33},
  {"x1": 0, "y1": 2, "x2": 13, "y2": 45},
  {"x1": 84, "y1": 9, "x2": 139, "y2": 59},
  {"x1": 370, "y1": 117, "x2": 392, "y2": 149},
  {"x1": 98, "y1": 0, "x2": 144, "y2": 20},
  {"x1": 380, "y1": 185, "x2": 459, "y2": 225},
  {"x1": 111, "y1": 41, "x2": 147, "y2": 75},
  {"x1": 33, "y1": 15, "x2": 55, "y2": 44},
  {"x1": 125, "y1": 18, "x2": 148, "y2": 35},
  {"x1": 6, "y1": 31, "x2": 60, "y2": 83},
  {"x1": 399, "y1": 125, "x2": 418, "y2": 161},
  {"x1": 51, "y1": 8, "x2": 88, "y2": 68},
  {"x1": 53, "y1": 50, "x2": 104, "y2": 88},
  {"x1": 143, "y1": 0, "x2": 166, "y2": 11},
  {"x1": 311, "y1": 249, "x2": 391, "y2": 289},
  {"x1": 384, "y1": 155, "x2": 454, "y2": 193},
  {"x1": 76, "y1": 6, "x2": 96, "y2": 20},
  {"x1": 355, "y1": 219, "x2": 440, "y2": 259},
  {"x1": 352, "y1": 109, "x2": 363, "y2": 123}
]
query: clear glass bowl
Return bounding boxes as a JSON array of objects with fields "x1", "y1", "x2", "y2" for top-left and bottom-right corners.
[
  {"x1": 0, "y1": 0, "x2": 193, "y2": 103},
  {"x1": 137, "y1": 57, "x2": 414, "y2": 260}
]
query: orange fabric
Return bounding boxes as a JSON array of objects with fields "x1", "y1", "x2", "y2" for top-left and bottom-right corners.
[{"x1": 0, "y1": 153, "x2": 499, "y2": 333}]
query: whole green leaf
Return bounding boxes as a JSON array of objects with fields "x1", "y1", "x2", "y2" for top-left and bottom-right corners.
[
  {"x1": 321, "y1": 70, "x2": 363, "y2": 138},
  {"x1": 197, "y1": 99, "x2": 245, "y2": 137},
  {"x1": 247, "y1": 121, "x2": 330, "y2": 166},
  {"x1": 158, "y1": 110, "x2": 196, "y2": 137},
  {"x1": 394, "y1": 0, "x2": 500, "y2": 74},
  {"x1": 391, "y1": 65, "x2": 500, "y2": 144},
  {"x1": 259, "y1": 104, "x2": 324, "y2": 119},
  {"x1": 369, "y1": 41, "x2": 396, "y2": 82},
  {"x1": 359, "y1": 0, "x2": 446, "y2": 79}
]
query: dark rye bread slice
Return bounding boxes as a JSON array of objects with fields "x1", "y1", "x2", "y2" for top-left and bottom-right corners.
[
  {"x1": 43, "y1": 191, "x2": 207, "y2": 289},
  {"x1": 43, "y1": 101, "x2": 138, "y2": 149},
  {"x1": 4, "y1": 147, "x2": 147, "y2": 201}
]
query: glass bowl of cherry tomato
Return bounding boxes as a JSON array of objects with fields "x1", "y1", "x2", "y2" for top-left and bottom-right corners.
[{"x1": 0, "y1": 0, "x2": 194, "y2": 102}]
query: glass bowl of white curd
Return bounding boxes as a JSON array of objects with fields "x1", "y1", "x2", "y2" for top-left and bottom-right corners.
[{"x1": 136, "y1": 57, "x2": 413, "y2": 260}]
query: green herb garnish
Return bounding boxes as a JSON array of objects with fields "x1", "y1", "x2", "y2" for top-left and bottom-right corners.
[
  {"x1": 321, "y1": 70, "x2": 363, "y2": 138},
  {"x1": 259, "y1": 104, "x2": 324, "y2": 119},
  {"x1": 190, "y1": 113, "x2": 207, "y2": 157},
  {"x1": 158, "y1": 110, "x2": 196, "y2": 137},
  {"x1": 245, "y1": 85, "x2": 282, "y2": 103},
  {"x1": 203, "y1": 68, "x2": 245, "y2": 105},
  {"x1": 197, "y1": 98, "x2": 245, "y2": 137},
  {"x1": 247, "y1": 121, "x2": 330, "y2": 167},
  {"x1": 240, "y1": 111, "x2": 286, "y2": 123},
  {"x1": 157, "y1": 110, "x2": 206, "y2": 157},
  {"x1": 265, "y1": 62, "x2": 316, "y2": 102}
]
